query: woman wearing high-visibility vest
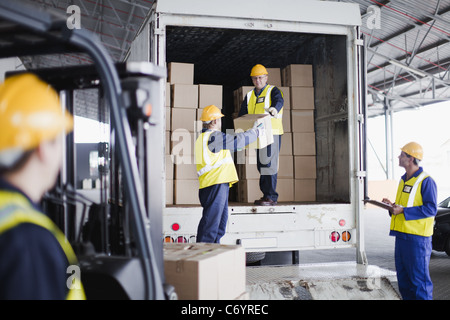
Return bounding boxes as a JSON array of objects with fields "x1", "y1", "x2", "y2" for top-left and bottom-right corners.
[
  {"x1": 238, "y1": 64, "x2": 284, "y2": 206},
  {"x1": 195, "y1": 105, "x2": 264, "y2": 243},
  {"x1": 0, "y1": 74, "x2": 85, "y2": 299},
  {"x1": 382, "y1": 142, "x2": 437, "y2": 300}
]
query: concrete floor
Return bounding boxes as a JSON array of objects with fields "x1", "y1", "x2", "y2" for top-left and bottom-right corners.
[{"x1": 253, "y1": 207, "x2": 450, "y2": 300}]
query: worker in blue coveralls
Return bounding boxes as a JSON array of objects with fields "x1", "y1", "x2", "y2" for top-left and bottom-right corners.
[
  {"x1": 238, "y1": 64, "x2": 284, "y2": 206},
  {"x1": 195, "y1": 105, "x2": 264, "y2": 243},
  {"x1": 382, "y1": 142, "x2": 437, "y2": 300}
]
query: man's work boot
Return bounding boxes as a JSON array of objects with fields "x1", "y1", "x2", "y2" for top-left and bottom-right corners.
[{"x1": 254, "y1": 197, "x2": 277, "y2": 206}]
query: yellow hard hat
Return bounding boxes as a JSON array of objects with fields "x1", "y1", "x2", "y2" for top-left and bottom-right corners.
[
  {"x1": 250, "y1": 64, "x2": 268, "y2": 77},
  {"x1": 0, "y1": 73, "x2": 73, "y2": 153},
  {"x1": 200, "y1": 105, "x2": 224, "y2": 122},
  {"x1": 401, "y1": 142, "x2": 423, "y2": 160}
]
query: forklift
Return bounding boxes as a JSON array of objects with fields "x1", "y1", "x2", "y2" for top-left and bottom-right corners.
[{"x1": 0, "y1": 1, "x2": 173, "y2": 299}]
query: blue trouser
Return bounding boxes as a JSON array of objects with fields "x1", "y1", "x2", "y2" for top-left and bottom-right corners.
[
  {"x1": 197, "y1": 183, "x2": 229, "y2": 243},
  {"x1": 395, "y1": 236, "x2": 433, "y2": 300},
  {"x1": 256, "y1": 134, "x2": 281, "y2": 202}
]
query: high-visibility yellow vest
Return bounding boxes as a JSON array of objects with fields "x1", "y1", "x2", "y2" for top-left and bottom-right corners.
[
  {"x1": 0, "y1": 190, "x2": 86, "y2": 300},
  {"x1": 195, "y1": 130, "x2": 238, "y2": 189},
  {"x1": 246, "y1": 85, "x2": 284, "y2": 135},
  {"x1": 390, "y1": 172, "x2": 435, "y2": 237}
]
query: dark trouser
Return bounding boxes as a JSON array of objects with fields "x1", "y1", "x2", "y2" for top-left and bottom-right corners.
[
  {"x1": 197, "y1": 183, "x2": 229, "y2": 243},
  {"x1": 395, "y1": 236, "x2": 433, "y2": 300},
  {"x1": 256, "y1": 134, "x2": 281, "y2": 202}
]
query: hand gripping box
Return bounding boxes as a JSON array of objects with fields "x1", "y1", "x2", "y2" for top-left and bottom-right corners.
[
  {"x1": 163, "y1": 243, "x2": 246, "y2": 300},
  {"x1": 233, "y1": 114, "x2": 274, "y2": 149}
]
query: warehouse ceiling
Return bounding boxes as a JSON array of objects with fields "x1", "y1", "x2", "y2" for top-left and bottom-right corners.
[
  {"x1": 6, "y1": 0, "x2": 450, "y2": 118},
  {"x1": 337, "y1": 0, "x2": 450, "y2": 117}
]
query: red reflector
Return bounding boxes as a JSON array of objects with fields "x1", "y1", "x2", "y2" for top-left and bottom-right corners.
[
  {"x1": 330, "y1": 231, "x2": 340, "y2": 242},
  {"x1": 177, "y1": 236, "x2": 187, "y2": 243},
  {"x1": 339, "y1": 219, "x2": 346, "y2": 227},
  {"x1": 171, "y1": 223, "x2": 180, "y2": 231}
]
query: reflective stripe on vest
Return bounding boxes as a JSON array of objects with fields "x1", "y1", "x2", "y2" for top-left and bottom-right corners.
[
  {"x1": 0, "y1": 191, "x2": 86, "y2": 300},
  {"x1": 246, "y1": 85, "x2": 284, "y2": 135},
  {"x1": 195, "y1": 131, "x2": 238, "y2": 189},
  {"x1": 390, "y1": 172, "x2": 435, "y2": 237}
]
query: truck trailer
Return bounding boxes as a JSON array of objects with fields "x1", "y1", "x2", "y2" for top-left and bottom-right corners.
[{"x1": 142, "y1": 0, "x2": 369, "y2": 264}]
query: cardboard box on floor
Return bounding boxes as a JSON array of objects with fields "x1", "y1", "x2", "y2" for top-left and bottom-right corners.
[
  {"x1": 233, "y1": 114, "x2": 273, "y2": 149},
  {"x1": 163, "y1": 243, "x2": 246, "y2": 300}
]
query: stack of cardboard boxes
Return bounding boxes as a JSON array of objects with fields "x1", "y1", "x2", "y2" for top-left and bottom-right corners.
[
  {"x1": 233, "y1": 64, "x2": 316, "y2": 203},
  {"x1": 166, "y1": 62, "x2": 223, "y2": 205},
  {"x1": 163, "y1": 242, "x2": 247, "y2": 300},
  {"x1": 283, "y1": 64, "x2": 316, "y2": 202}
]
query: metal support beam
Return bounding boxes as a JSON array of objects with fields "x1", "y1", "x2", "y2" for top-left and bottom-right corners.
[{"x1": 384, "y1": 99, "x2": 394, "y2": 180}]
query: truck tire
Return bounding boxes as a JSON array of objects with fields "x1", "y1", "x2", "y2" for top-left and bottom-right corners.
[
  {"x1": 445, "y1": 236, "x2": 450, "y2": 256},
  {"x1": 246, "y1": 252, "x2": 266, "y2": 264}
]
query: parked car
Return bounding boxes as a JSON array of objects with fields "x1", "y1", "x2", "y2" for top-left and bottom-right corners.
[{"x1": 432, "y1": 197, "x2": 450, "y2": 256}]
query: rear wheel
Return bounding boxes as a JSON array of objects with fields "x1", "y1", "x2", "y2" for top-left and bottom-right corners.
[{"x1": 445, "y1": 236, "x2": 450, "y2": 256}]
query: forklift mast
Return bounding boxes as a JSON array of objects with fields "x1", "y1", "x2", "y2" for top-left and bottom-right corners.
[{"x1": 0, "y1": 1, "x2": 170, "y2": 300}]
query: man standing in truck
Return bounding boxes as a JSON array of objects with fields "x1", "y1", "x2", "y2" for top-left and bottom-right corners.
[
  {"x1": 382, "y1": 142, "x2": 437, "y2": 300},
  {"x1": 195, "y1": 105, "x2": 264, "y2": 243},
  {"x1": 238, "y1": 64, "x2": 284, "y2": 206}
]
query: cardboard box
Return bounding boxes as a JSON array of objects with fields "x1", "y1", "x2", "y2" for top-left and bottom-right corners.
[
  {"x1": 170, "y1": 129, "x2": 196, "y2": 157},
  {"x1": 166, "y1": 154, "x2": 174, "y2": 180},
  {"x1": 171, "y1": 108, "x2": 198, "y2": 132},
  {"x1": 238, "y1": 179, "x2": 262, "y2": 203},
  {"x1": 277, "y1": 179, "x2": 294, "y2": 202},
  {"x1": 294, "y1": 156, "x2": 316, "y2": 179},
  {"x1": 280, "y1": 132, "x2": 293, "y2": 155},
  {"x1": 174, "y1": 156, "x2": 198, "y2": 180},
  {"x1": 163, "y1": 243, "x2": 246, "y2": 300},
  {"x1": 282, "y1": 64, "x2": 313, "y2": 87},
  {"x1": 278, "y1": 155, "x2": 294, "y2": 179},
  {"x1": 282, "y1": 110, "x2": 291, "y2": 132},
  {"x1": 267, "y1": 68, "x2": 282, "y2": 86},
  {"x1": 168, "y1": 62, "x2": 194, "y2": 84},
  {"x1": 290, "y1": 87, "x2": 314, "y2": 110},
  {"x1": 166, "y1": 131, "x2": 170, "y2": 155},
  {"x1": 166, "y1": 107, "x2": 171, "y2": 131},
  {"x1": 166, "y1": 179, "x2": 173, "y2": 205},
  {"x1": 291, "y1": 110, "x2": 314, "y2": 132},
  {"x1": 237, "y1": 163, "x2": 259, "y2": 180},
  {"x1": 233, "y1": 86, "x2": 253, "y2": 113},
  {"x1": 279, "y1": 86, "x2": 290, "y2": 109},
  {"x1": 166, "y1": 82, "x2": 171, "y2": 107},
  {"x1": 293, "y1": 132, "x2": 316, "y2": 156},
  {"x1": 174, "y1": 180, "x2": 200, "y2": 205},
  {"x1": 233, "y1": 114, "x2": 273, "y2": 149},
  {"x1": 294, "y1": 179, "x2": 316, "y2": 202},
  {"x1": 235, "y1": 149, "x2": 258, "y2": 179},
  {"x1": 198, "y1": 84, "x2": 223, "y2": 109},
  {"x1": 171, "y1": 84, "x2": 198, "y2": 108}
]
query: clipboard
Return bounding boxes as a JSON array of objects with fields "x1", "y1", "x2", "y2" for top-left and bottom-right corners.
[{"x1": 363, "y1": 198, "x2": 393, "y2": 210}]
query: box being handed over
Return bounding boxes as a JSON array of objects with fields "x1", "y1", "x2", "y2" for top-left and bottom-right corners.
[
  {"x1": 233, "y1": 114, "x2": 273, "y2": 149},
  {"x1": 163, "y1": 243, "x2": 246, "y2": 300}
]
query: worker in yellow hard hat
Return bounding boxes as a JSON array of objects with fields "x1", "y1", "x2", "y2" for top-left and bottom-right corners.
[
  {"x1": 238, "y1": 64, "x2": 284, "y2": 206},
  {"x1": 0, "y1": 73, "x2": 85, "y2": 300},
  {"x1": 382, "y1": 141, "x2": 437, "y2": 300},
  {"x1": 194, "y1": 105, "x2": 264, "y2": 243}
]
